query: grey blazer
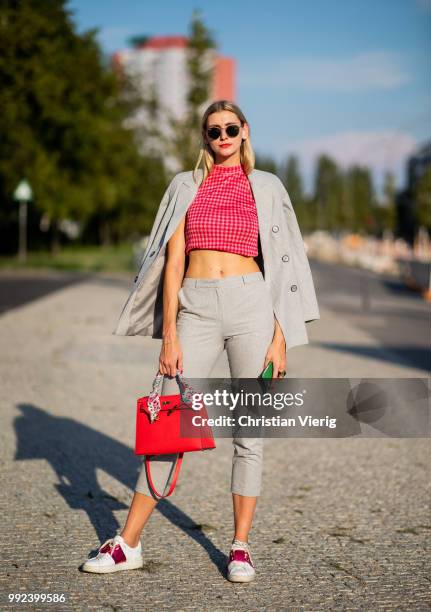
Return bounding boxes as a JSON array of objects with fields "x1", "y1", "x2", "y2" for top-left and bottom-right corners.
[{"x1": 112, "y1": 167, "x2": 320, "y2": 351}]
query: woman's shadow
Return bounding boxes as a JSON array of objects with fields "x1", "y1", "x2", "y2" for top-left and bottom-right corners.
[{"x1": 13, "y1": 403, "x2": 227, "y2": 575}]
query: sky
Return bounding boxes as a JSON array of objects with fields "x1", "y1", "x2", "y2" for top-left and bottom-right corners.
[{"x1": 68, "y1": 0, "x2": 431, "y2": 196}]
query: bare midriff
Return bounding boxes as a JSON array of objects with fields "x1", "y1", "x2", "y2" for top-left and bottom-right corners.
[{"x1": 184, "y1": 249, "x2": 261, "y2": 279}]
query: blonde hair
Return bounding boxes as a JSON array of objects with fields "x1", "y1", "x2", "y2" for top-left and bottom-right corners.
[{"x1": 192, "y1": 100, "x2": 255, "y2": 185}]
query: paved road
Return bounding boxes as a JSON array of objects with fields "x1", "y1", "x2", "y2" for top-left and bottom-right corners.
[
  {"x1": 1, "y1": 260, "x2": 429, "y2": 372},
  {"x1": 312, "y1": 259, "x2": 431, "y2": 373},
  {"x1": 0, "y1": 269, "x2": 93, "y2": 315},
  {"x1": 0, "y1": 265, "x2": 430, "y2": 610}
]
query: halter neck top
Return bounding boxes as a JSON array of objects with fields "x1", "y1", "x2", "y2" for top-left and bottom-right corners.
[{"x1": 184, "y1": 163, "x2": 259, "y2": 257}]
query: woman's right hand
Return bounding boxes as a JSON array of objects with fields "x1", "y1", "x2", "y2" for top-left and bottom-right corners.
[{"x1": 159, "y1": 336, "x2": 183, "y2": 377}]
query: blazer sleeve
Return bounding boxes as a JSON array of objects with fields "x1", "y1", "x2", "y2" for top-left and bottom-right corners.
[
  {"x1": 274, "y1": 176, "x2": 320, "y2": 323},
  {"x1": 138, "y1": 174, "x2": 181, "y2": 267}
]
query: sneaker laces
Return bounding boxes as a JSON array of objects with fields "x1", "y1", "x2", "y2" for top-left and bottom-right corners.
[{"x1": 229, "y1": 540, "x2": 254, "y2": 568}]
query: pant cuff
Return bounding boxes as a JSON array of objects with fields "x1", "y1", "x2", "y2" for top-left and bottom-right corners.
[{"x1": 231, "y1": 485, "x2": 261, "y2": 497}]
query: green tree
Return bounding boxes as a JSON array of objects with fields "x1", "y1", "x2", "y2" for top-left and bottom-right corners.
[
  {"x1": 377, "y1": 171, "x2": 397, "y2": 235},
  {"x1": 414, "y1": 166, "x2": 431, "y2": 233},
  {"x1": 255, "y1": 154, "x2": 277, "y2": 173},
  {"x1": 166, "y1": 10, "x2": 217, "y2": 170},
  {"x1": 283, "y1": 156, "x2": 303, "y2": 204},
  {"x1": 280, "y1": 155, "x2": 312, "y2": 230},
  {"x1": 345, "y1": 165, "x2": 375, "y2": 233},
  {"x1": 0, "y1": 0, "x2": 166, "y2": 252},
  {"x1": 312, "y1": 155, "x2": 344, "y2": 232}
]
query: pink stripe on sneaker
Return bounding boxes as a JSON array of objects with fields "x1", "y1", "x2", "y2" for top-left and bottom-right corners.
[
  {"x1": 99, "y1": 541, "x2": 127, "y2": 564},
  {"x1": 229, "y1": 549, "x2": 254, "y2": 567},
  {"x1": 99, "y1": 542, "x2": 111, "y2": 554},
  {"x1": 111, "y1": 545, "x2": 126, "y2": 564}
]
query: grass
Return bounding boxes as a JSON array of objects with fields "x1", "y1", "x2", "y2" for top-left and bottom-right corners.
[{"x1": 0, "y1": 243, "x2": 137, "y2": 273}]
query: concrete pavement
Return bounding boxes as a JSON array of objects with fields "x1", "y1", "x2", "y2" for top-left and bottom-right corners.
[{"x1": 0, "y1": 270, "x2": 430, "y2": 610}]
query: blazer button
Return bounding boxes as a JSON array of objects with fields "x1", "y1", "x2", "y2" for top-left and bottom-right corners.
[
  {"x1": 134, "y1": 275, "x2": 138, "y2": 282},
  {"x1": 149, "y1": 250, "x2": 155, "y2": 257},
  {"x1": 290, "y1": 284, "x2": 297, "y2": 291},
  {"x1": 282, "y1": 254, "x2": 289, "y2": 262},
  {"x1": 272, "y1": 225, "x2": 279, "y2": 233}
]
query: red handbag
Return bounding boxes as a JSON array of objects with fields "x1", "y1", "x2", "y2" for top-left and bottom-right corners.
[{"x1": 135, "y1": 369, "x2": 216, "y2": 498}]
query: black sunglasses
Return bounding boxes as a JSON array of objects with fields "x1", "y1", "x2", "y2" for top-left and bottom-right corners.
[{"x1": 206, "y1": 124, "x2": 242, "y2": 141}]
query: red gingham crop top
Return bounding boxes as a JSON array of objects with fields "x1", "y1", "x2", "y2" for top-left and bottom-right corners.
[{"x1": 184, "y1": 163, "x2": 259, "y2": 257}]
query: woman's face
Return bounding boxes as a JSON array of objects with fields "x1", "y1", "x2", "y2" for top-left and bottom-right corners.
[{"x1": 204, "y1": 110, "x2": 249, "y2": 164}]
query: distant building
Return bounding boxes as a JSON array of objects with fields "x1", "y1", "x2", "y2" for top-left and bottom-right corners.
[
  {"x1": 112, "y1": 35, "x2": 235, "y2": 170},
  {"x1": 396, "y1": 140, "x2": 431, "y2": 243}
]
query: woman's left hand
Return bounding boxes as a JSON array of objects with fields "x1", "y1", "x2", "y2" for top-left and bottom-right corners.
[{"x1": 263, "y1": 336, "x2": 287, "y2": 378}]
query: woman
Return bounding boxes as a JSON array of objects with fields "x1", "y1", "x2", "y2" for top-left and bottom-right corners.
[{"x1": 82, "y1": 100, "x2": 320, "y2": 582}]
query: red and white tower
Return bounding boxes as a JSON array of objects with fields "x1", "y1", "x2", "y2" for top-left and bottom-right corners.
[{"x1": 112, "y1": 35, "x2": 236, "y2": 169}]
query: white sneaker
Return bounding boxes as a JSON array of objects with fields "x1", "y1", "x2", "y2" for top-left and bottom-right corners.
[
  {"x1": 227, "y1": 541, "x2": 256, "y2": 583},
  {"x1": 82, "y1": 534, "x2": 143, "y2": 574}
]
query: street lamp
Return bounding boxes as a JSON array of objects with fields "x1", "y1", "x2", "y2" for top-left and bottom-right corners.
[{"x1": 13, "y1": 178, "x2": 33, "y2": 262}]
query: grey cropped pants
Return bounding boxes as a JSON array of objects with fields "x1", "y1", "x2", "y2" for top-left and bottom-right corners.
[{"x1": 135, "y1": 271, "x2": 275, "y2": 499}]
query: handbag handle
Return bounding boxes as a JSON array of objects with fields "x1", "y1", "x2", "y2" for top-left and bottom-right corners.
[
  {"x1": 145, "y1": 453, "x2": 184, "y2": 499},
  {"x1": 147, "y1": 368, "x2": 195, "y2": 423}
]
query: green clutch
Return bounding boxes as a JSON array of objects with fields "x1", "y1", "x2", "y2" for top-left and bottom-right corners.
[{"x1": 259, "y1": 361, "x2": 273, "y2": 379}]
